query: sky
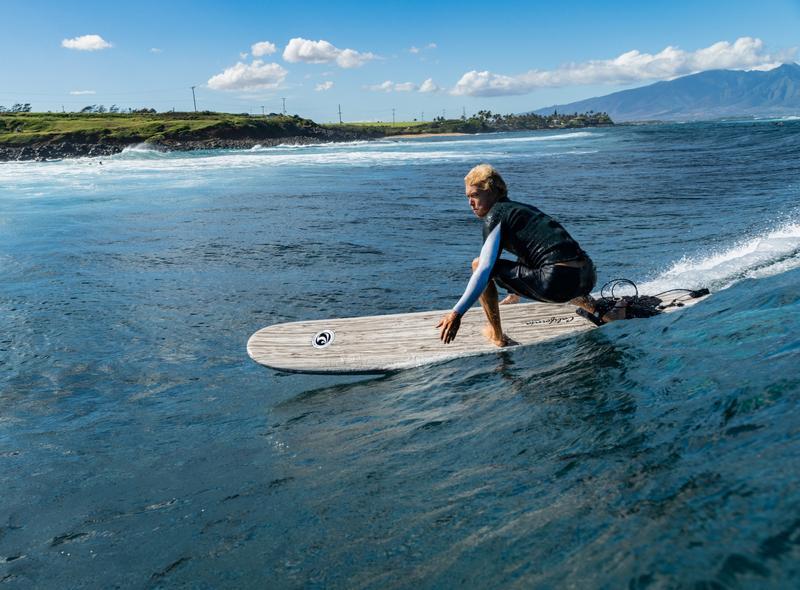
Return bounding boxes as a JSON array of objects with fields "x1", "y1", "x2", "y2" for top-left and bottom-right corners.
[{"x1": 2, "y1": 0, "x2": 799, "y2": 122}]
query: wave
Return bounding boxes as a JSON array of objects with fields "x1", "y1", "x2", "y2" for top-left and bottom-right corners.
[
  {"x1": 113, "y1": 143, "x2": 169, "y2": 159},
  {"x1": 249, "y1": 140, "x2": 374, "y2": 152},
  {"x1": 640, "y1": 219, "x2": 800, "y2": 294},
  {"x1": 393, "y1": 130, "x2": 601, "y2": 148},
  {"x1": 726, "y1": 115, "x2": 800, "y2": 124},
  {"x1": 502, "y1": 131, "x2": 599, "y2": 142},
  {"x1": 0, "y1": 150, "x2": 502, "y2": 187}
]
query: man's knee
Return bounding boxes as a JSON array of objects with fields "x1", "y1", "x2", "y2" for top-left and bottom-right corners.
[{"x1": 471, "y1": 257, "x2": 480, "y2": 271}]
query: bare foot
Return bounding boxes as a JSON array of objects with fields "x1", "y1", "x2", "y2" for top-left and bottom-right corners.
[
  {"x1": 482, "y1": 324, "x2": 517, "y2": 347},
  {"x1": 499, "y1": 294, "x2": 520, "y2": 305},
  {"x1": 570, "y1": 295, "x2": 596, "y2": 314},
  {"x1": 601, "y1": 301, "x2": 628, "y2": 323}
]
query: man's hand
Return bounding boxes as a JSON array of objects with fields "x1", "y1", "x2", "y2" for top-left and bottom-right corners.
[{"x1": 436, "y1": 311, "x2": 462, "y2": 344}]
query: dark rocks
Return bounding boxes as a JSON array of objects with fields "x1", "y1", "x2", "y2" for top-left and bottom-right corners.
[
  {"x1": 0, "y1": 128, "x2": 375, "y2": 162},
  {"x1": 0, "y1": 142, "x2": 123, "y2": 162}
]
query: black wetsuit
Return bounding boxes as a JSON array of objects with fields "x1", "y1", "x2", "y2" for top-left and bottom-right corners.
[{"x1": 482, "y1": 197, "x2": 596, "y2": 303}]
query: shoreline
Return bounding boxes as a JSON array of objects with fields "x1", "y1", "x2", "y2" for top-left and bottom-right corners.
[
  {"x1": 0, "y1": 128, "x2": 602, "y2": 162},
  {"x1": 0, "y1": 135, "x2": 367, "y2": 163},
  {"x1": 387, "y1": 132, "x2": 468, "y2": 139},
  {"x1": 0, "y1": 111, "x2": 614, "y2": 162}
]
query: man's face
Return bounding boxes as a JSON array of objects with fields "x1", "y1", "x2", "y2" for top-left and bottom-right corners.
[{"x1": 465, "y1": 184, "x2": 496, "y2": 218}]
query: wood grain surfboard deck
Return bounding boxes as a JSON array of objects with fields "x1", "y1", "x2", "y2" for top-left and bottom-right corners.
[{"x1": 247, "y1": 292, "x2": 710, "y2": 374}]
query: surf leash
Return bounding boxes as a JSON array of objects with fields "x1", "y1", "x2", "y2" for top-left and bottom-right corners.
[{"x1": 576, "y1": 279, "x2": 710, "y2": 326}]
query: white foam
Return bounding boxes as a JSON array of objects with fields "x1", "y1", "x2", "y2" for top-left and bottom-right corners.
[
  {"x1": 0, "y1": 149, "x2": 495, "y2": 190},
  {"x1": 501, "y1": 131, "x2": 598, "y2": 142},
  {"x1": 250, "y1": 140, "x2": 373, "y2": 151},
  {"x1": 395, "y1": 130, "x2": 600, "y2": 148},
  {"x1": 118, "y1": 143, "x2": 166, "y2": 155},
  {"x1": 640, "y1": 220, "x2": 800, "y2": 294},
  {"x1": 112, "y1": 143, "x2": 169, "y2": 160},
  {"x1": 731, "y1": 115, "x2": 800, "y2": 123}
]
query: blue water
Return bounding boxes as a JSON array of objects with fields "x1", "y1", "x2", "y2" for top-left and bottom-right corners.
[{"x1": 1, "y1": 121, "x2": 799, "y2": 588}]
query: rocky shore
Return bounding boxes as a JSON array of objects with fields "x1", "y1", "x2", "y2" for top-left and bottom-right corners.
[{"x1": 0, "y1": 129, "x2": 375, "y2": 162}]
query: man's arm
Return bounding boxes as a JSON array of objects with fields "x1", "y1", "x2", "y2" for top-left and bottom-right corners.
[
  {"x1": 453, "y1": 224, "x2": 501, "y2": 315},
  {"x1": 437, "y1": 225, "x2": 502, "y2": 343}
]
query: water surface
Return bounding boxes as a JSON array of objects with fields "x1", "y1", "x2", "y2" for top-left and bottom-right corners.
[{"x1": 1, "y1": 120, "x2": 799, "y2": 588}]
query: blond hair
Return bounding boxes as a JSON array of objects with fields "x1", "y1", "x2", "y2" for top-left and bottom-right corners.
[{"x1": 464, "y1": 164, "x2": 507, "y2": 198}]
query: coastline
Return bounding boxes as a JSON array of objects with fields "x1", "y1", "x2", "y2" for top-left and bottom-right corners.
[
  {"x1": 0, "y1": 135, "x2": 350, "y2": 162},
  {"x1": 0, "y1": 111, "x2": 613, "y2": 162}
]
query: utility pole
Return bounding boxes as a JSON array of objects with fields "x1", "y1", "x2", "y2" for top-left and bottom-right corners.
[
  {"x1": 281, "y1": 97, "x2": 287, "y2": 115},
  {"x1": 191, "y1": 86, "x2": 197, "y2": 112},
  {"x1": 442, "y1": 109, "x2": 446, "y2": 119},
  {"x1": 338, "y1": 104, "x2": 342, "y2": 124},
  {"x1": 261, "y1": 105, "x2": 265, "y2": 117},
  {"x1": 462, "y1": 106, "x2": 466, "y2": 119},
  {"x1": 392, "y1": 108, "x2": 395, "y2": 124},
  {"x1": 421, "y1": 111, "x2": 424, "y2": 122}
]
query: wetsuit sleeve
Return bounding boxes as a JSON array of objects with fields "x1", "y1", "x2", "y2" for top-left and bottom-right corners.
[{"x1": 453, "y1": 224, "x2": 501, "y2": 315}]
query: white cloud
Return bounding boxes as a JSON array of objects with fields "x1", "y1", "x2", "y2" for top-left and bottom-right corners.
[
  {"x1": 69, "y1": 90, "x2": 96, "y2": 95},
  {"x1": 283, "y1": 37, "x2": 376, "y2": 68},
  {"x1": 452, "y1": 37, "x2": 796, "y2": 96},
  {"x1": 150, "y1": 47, "x2": 163, "y2": 54},
  {"x1": 61, "y1": 34, "x2": 112, "y2": 51},
  {"x1": 207, "y1": 60, "x2": 288, "y2": 91},
  {"x1": 239, "y1": 52, "x2": 249, "y2": 59},
  {"x1": 315, "y1": 81, "x2": 334, "y2": 91},
  {"x1": 419, "y1": 78, "x2": 439, "y2": 93},
  {"x1": 252, "y1": 41, "x2": 277, "y2": 57},
  {"x1": 368, "y1": 81, "x2": 394, "y2": 92},
  {"x1": 368, "y1": 78, "x2": 440, "y2": 93},
  {"x1": 368, "y1": 80, "x2": 419, "y2": 92},
  {"x1": 410, "y1": 43, "x2": 436, "y2": 55}
]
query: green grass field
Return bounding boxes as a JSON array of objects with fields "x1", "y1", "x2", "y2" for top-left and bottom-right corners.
[
  {"x1": 0, "y1": 110, "x2": 612, "y2": 151},
  {"x1": 0, "y1": 112, "x2": 318, "y2": 145}
]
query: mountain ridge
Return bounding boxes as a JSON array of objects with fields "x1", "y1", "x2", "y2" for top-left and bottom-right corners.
[{"x1": 533, "y1": 63, "x2": 800, "y2": 121}]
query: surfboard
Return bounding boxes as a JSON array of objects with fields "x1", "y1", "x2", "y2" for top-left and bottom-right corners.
[{"x1": 247, "y1": 291, "x2": 710, "y2": 374}]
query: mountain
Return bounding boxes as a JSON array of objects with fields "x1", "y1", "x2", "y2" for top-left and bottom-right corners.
[{"x1": 534, "y1": 63, "x2": 800, "y2": 121}]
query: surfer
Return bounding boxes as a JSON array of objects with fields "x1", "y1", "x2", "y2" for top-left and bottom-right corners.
[{"x1": 437, "y1": 164, "x2": 622, "y2": 346}]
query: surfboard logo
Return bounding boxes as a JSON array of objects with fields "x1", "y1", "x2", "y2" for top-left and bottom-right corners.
[
  {"x1": 524, "y1": 316, "x2": 575, "y2": 326},
  {"x1": 312, "y1": 329, "x2": 335, "y2": 348}
]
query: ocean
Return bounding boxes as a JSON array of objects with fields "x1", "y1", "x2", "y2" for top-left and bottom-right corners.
[{"x1": 1, "y1": 120, "x2": 799, "y2": 588}]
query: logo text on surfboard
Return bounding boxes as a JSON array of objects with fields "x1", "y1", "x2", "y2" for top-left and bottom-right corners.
[{"x1": 524, "y1": 316, "x2": 575, "y2": 326}]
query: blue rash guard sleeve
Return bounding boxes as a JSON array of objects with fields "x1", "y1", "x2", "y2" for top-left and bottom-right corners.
[{"x1": 453, "y1": 224, "x2": 502, "y2": 315}]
